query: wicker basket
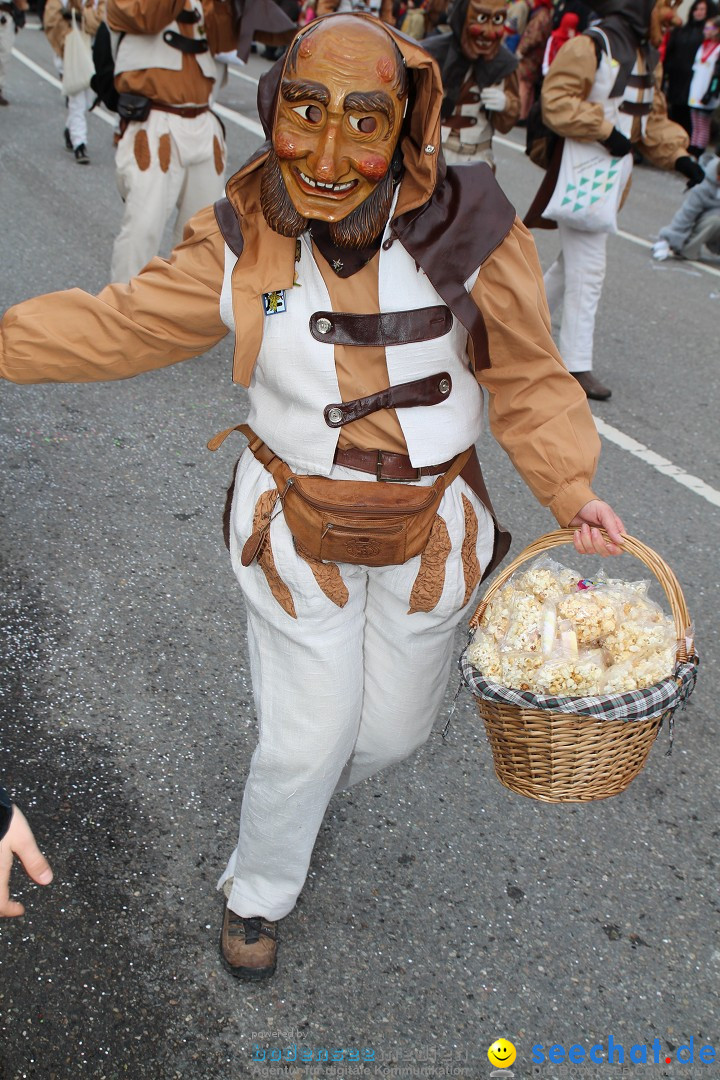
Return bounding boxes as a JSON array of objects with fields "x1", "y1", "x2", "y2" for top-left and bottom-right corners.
[{"x1": 465, "y1": 530, "x2": 694, "y2": 803}]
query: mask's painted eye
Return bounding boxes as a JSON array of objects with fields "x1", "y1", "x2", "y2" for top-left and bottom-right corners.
[
  {"x1": 348, "y1": 115, "x2": 378, "y2": 133},
  {"x1": 492, "y1": 11, "x2": 504, "y2": 23},
  {"x1": 292, "y1": 104, "x2": 323, "y2": 123},
  {"x1": 475, "y1": 12, "x2": 489, "y2": 22}
]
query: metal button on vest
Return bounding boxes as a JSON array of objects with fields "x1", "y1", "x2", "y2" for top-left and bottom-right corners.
[
  {"x1": 316, "y1": 317, "x2": 332, "y2": 335},
  {"x1": 439, "y1": 378, "x2": 451, "y2": 395},
  {"x1": 327, "y1": 407, "x2": 344, "y2": 425}
]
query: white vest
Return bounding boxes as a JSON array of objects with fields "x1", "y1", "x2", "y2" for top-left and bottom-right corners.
[
  {"x1": 221, "y1": 223, "x2": 484, "y2": 475},
  {"x1": 114, "y1": 0, "x2": 217, "y2": 82}
]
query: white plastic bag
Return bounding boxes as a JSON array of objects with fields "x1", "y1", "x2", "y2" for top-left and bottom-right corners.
[
  {"x1": 61, "y1": 11, "x2": 94, "y2": 97},
  {"x1": 543, "y1": 139, "x2": 633, "y2": 233},
  {"x1": 544, "y1": 30, "x2": 633, "y2": 234}
]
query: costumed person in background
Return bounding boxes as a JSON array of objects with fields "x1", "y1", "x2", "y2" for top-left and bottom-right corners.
[
  {"x1": 0, "y1": 790, "x2": 53, "y2": 917},
  {"x1": 315, "y1": 0, "x2": 395, "y2": 24},
  {"x1": 0, "y1": 13, "x2": 626, "y2": 982},
  {"x1": 0, "y1": 0, "x2": 28, "y2": 106},
  {"x1": 504, "y1": 0, "x2": 529, "y2": 54},
  {"x1": 524, "y1": 0, "x2": 702, "y2": 402},
  {"x1": 652, "y1": 144, "x2": 720, "y2": 260},
  {"x1": 106, "y1": 0, "x2": 297, "y2": 283},
  {"x1": 551, "y1": 0, "x2": 594, "y2": 35},
  {"x1": 422, "y1": 0, "x2": 519, "y2": 170},
  {"x1": 515, "y1": 0, "x2": 552, "y2": 121},
  {"x1": 541, "y1": 12, "x2": 579, "y2": 78},
  {"x1": 43, "y1": 0, "x2": 106, "y2": 163},
  {"x1": 688, "y1": 14, "x2": 720, "y2": 156},
  {"x1": 663, "y1": 0, "x2": 718, "y2": 136}
]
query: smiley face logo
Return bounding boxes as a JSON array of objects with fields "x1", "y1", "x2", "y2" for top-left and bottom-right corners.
[{"x1": 487, "y1": 1039, "x2": 516, "y2": 1069}]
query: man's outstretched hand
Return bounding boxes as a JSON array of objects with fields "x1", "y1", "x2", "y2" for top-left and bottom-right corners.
[
  {"x1": 568, "y1": 499, "x2": 625, "y2": 557},
  {"x1": 0, "y1": 806, "x2": 53, "y2": 917}
]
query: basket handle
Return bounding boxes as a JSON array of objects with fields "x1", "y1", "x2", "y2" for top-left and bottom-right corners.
[{"x1": 469, "y1": 529, "x2": 692, "y2": 660}]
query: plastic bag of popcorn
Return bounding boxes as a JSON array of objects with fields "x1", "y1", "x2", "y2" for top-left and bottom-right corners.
[
  {"x1": 512, "y1": 556, "x2": 581, "y2": 603},
  {"x1": 466, "y1": 629, "x2": 503, "y2": 681},
  {"x1": 501, "y1": 593, "x2": 546, "y2": 652},
  {"x1": 534, "y1": 648, "x2": 607, "y2": 696},
  {"x1": 603, "y1": 591, "x2": 677, "y2": 665},
  {"x1": 500, "y1": 649, "x2": 543, "y2": 692},
  {"x1": 556, "y1": 587, "x2": 621, "y2": 646},
  {"x1": 601, "y1": 642, "x2": 677, "y2": 694}
]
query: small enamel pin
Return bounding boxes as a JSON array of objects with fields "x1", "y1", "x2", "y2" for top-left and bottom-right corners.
[{"x1": 263, "y1": 290, "x2": 286, "y2": 315}]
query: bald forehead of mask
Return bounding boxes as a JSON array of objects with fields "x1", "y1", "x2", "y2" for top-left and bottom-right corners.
[
  {"x1": 272, "y1": 17, "x2": 406, "y2": 223},
  {"x1": 461, "y1": 0, "x2": 507, "y2": 61}
]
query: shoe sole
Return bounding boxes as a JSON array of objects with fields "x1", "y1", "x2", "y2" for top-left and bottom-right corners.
[{"x1": 218, "y1": 930, "x2": 277, "y2": 981}]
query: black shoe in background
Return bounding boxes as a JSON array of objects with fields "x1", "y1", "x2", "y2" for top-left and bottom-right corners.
[{"x1": 74, "y1": 143, "x2": 90, "y2": 164}]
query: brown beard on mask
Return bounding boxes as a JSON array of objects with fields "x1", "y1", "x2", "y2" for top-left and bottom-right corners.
[{"x1": 259, "y1": 148, "x2": 396, "y2": 250}]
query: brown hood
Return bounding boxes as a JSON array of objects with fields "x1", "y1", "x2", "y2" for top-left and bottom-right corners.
[{"x1": 226, "y1": 14, "x2": 446, "y2": 219}]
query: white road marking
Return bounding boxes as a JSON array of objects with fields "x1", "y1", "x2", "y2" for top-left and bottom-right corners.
[
  {"x1": 213, "y1": 101, "x2": 264, "y2": 137},
  {"x1": 593, "y1": 415, "x2": 720, "y2": 509},
  {"x1": 11, "y1": 47, "x2": 117, "y2": 125},
  {"x1": 10, "y1": 46, "x2": 720, "y2": 509}
]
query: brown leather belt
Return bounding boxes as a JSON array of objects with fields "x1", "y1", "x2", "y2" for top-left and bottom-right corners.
[
  {"x1": 151, "y1": 101, "x2": 211, "y2": 119},
  {"x1": 333, "y1": 446, "x2": 457, "y2": 482}
]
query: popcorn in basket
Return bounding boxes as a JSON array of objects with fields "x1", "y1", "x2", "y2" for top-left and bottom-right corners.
[{"x1": 460, "y1": 532, "x2": 699, "y2": 803}]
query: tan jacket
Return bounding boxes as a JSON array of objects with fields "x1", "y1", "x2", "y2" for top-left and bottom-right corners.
[
  {"x1": 43, "y1": 0, "x2": 105, "y2": 57},
  {"x1": 0, "y1": 22, "x2": 600, "y2": 528},
  {"x1": 541, "y1": 33, "x2": 687, "y2": 170}
]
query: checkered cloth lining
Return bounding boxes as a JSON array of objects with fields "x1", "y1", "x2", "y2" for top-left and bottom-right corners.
[{"x1": 459, "y1": 651, "x2": 699, "y2": 722}]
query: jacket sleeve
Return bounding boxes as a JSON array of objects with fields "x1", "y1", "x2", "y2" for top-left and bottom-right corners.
[
  {"x1": 83, "y1": 0, "x2": 107, "y2": 37},
  {"x1": 106, "y1": 0, "x2": 186, "y2": 34},
  {"x1": 471, "y1": 218, "x2": 601, "y2": 526},
  {"x1": 0, "y1": 207, "x2": 229, "y2": 385},
  {"x1": 541, "y1": 34, "x2": 614, "y2": 143},
  {"x1": 638, "y1": 71, "x2": 689, "y2": 170}
]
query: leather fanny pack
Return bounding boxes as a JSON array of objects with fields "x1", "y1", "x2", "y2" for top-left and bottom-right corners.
[{"x1": 208, "y1": 424, "x2": 472, "y2": 568}]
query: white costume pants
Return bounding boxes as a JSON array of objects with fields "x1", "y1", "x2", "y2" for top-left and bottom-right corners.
[
  {"x1": 543, "y1": 224, "x2": 608, "y2": 373},
  {"x1": 0, "y1": 15, "x2": 13, "y2": 93},
  {"x1": 218, "y1": 452, "x2": 495, "y2": 921},
  {"x1": 66, "y1": 87, "x2": 92, "y2": 149},
  {"x1": 111, "y1": 108, "x2": 226, "y2": 283}
]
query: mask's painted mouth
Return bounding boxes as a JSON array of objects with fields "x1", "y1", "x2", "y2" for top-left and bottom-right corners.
[{"x1": 295, "y1": 168, "x2": 360, "y2": 196}]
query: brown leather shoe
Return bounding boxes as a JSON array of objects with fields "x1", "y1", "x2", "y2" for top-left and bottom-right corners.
[
  {"x1": 220, "y1": 903, "x2": 277, "y2": 980},
  {"x1": 572, "y1": 370, "x2": 612, "y2": 401}
]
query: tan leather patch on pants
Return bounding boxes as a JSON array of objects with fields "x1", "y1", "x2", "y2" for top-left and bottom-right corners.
[
  {"x1": 213, "y1": 134, "x2": 224, "y2": 176},
  {"x1": 254, "y1": 491, "x2": 296, "y2": 618},
  {"x1": 158, "y1": 132, "x2": 171, "y2": 174},
  {"x1": 296, "y1": 545, "x2": 349, "y2": 608},
  {"x1": 133, "y1": 128, "x2": 151, "y2": 171},
  {"x1": 461, "y1": 494, "x2": 481, "y2": 605},
  {"x1": 407, "y1": 515, "x2": 451, "y2": 614}
]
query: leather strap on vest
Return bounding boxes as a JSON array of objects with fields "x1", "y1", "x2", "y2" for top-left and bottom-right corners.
[
  {"x1": 619, "y1": 101, "x2": 652, "y2": 116},
  {"x1": 309, "y1": 306, "x2": 451, "y2": 347},
  {"x1": 324, "y1": 372, "x2": 452, "y2": 429},
  {"x1": 445, "y1": 116, "x2": 480, "y2": 130},
  {"x1": 177, "y1": 8, "x2": 201, "y2": 22},
  {"x1": 162, "y1": 29, "x2": 209, "y2": 54}
]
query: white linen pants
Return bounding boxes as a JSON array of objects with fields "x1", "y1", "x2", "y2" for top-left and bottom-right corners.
[
  {"x1": 218, "y1": 452, "x2": 495, "y2": 922},
  {"x1": 543, "y1": 223, "x2": 608, "y2": 373},
  {"x1": 0, "y1": 15, "x2": 13, "y2": 93},
  {"x1": 66, "y1": 86, "x2": 92, "y2": 149},
  {"x1": 110, "y1": 108, "x2": 226, "y2": 282}
]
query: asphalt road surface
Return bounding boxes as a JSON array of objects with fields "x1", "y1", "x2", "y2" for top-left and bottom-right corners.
[{"x1": 1, "y1": 21, "x2": 718, "y2": 1080}]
